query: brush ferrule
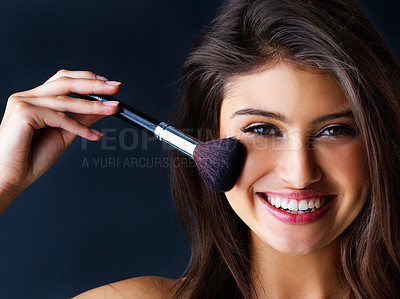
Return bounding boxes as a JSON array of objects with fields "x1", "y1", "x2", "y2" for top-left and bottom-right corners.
[{"x1": 154, "y1": 122, "x2": 198, "y2": 158}]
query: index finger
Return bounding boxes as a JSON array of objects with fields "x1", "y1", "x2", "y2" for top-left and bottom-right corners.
[
  {"x1": 31, "y1": 77, "x2": 121, "y2": 97},
  {"x1": 44, "y1": 69, "x2": 106, "y2": 83}
]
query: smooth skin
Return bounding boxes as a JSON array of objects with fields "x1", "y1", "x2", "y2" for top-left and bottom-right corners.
[
  {"x1": 220, "y1": 62, "x2": 370, "y2": 298},
  {"x1": 73, "y1": 276, "x2": 178, "y2": 299}
]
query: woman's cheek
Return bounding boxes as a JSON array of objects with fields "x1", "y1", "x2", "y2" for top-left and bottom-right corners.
[
  {"x1": 317, "y1": 140, "x2": 370, "y2": 230},
  {"x1": 317, "y1": 140, "x2": 369, "y2": 191},
  {"x1": 234, "y1": 140, "x2": 279, "y2": 189}
]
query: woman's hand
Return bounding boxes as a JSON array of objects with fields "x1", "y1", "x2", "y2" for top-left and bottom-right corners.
[{"x1": 0, "y1": 69, "x2": 121, "y2": 214}]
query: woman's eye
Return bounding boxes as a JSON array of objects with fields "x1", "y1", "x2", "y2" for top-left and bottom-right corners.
[
  {"x1": 319, "y1": 125, "x2": 356, "y2": 137},
  {"x1": 241, "y1": 124, "x2": 281, "y2": 137}
]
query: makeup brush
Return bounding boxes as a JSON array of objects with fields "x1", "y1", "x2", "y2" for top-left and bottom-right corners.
[{"x1": 81, "y1": 94, "x2": 245, "y2": 192}]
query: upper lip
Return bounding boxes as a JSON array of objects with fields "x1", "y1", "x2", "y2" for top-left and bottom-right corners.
[{"x1": 258, "y1": 190, "x2": 334, "y2": 200}]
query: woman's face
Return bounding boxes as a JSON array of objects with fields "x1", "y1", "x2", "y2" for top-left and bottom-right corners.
[{"x1": 220, "y1": 63, "x2": 370, "y2": 255}]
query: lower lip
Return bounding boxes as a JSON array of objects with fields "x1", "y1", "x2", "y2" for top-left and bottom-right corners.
[{"x1": 257, "y1": 194, "x2": 337, "y2": 225}]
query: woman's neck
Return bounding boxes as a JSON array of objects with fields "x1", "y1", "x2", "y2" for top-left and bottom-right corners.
[{"x1": 250, "y1": 234, "x2": 349, "y2": 299}]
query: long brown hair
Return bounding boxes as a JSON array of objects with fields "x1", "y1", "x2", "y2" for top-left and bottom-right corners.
[{"x1": 170, "y1": 0, "x2": 400, "y2": 297}]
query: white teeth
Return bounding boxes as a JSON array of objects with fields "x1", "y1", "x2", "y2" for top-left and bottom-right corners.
[
  {"x1": 288, "y1": 200, "x2": 298, "y2": 211},
  {"x1": 263, "y1": 194, "x2": 331, "y2": 213},
  {"x1": 308, "y1": 199, "x2": 315, "y2": 209},
  {"x1": 274, "y1": 197, "x2": 281, "y2": 208},
  {"x1": 315, "y1": 198, "x2": 321, "y2": 209},
  {"x1": 281, "y1": 200, "x2": 288, "y2": 209},
  {"x1": 298, "y1": 200, "x2": 308, "y2": 211}
]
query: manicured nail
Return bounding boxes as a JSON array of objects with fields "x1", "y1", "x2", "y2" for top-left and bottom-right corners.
[
  {"x1": 91, "y1": 129, "x2": 104, "y2": 137},
  {"x1": 105, "y1": 81, "x2": 121, "y2": 86},
  {"x1": 96, "y1": 75, "x2": 109, "y2": 81},
  {"x1": 102, "y1": 101, "x2": 119, "y2": 106}
]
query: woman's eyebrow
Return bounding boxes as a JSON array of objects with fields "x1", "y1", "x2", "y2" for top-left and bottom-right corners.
[
  {"x1": 231, "y1": 108, "x2": 354, "y2": 124},
  {"x1": 311, "y1": 110, "x2": 354, "y2": 124},
  {"x1": 231, "y1": 108, "x2": 289, "y2": 123}
]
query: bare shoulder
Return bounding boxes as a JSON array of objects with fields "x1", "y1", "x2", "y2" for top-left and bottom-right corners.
[{"x1": 72, "y1": 276, "x2": 180, "y2": 299}]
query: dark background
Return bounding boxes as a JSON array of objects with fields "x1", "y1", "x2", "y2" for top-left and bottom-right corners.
[{"x1": 0, "y1": 1, "x2": 398, "y2": 298}]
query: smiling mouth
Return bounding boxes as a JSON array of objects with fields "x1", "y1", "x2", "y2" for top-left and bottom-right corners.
[{"x1": 258, "y1": 193, "x2": 335, "y2": 215}]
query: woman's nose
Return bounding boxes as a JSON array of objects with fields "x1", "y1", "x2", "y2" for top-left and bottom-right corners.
[{"x1": 275, "y1": 138, "x2": 322, "y2": 189}]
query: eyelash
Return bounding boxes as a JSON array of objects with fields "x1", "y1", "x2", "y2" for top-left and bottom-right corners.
[{"x1": 240, "y1": 123, "x2": 357, "y2": 139}]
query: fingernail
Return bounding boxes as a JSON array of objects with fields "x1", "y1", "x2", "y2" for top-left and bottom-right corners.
[
  {"x1": 91, "y1": 129, "x2": 104, "y2": 137},
  {"x1": 102, "y1": 101, "x2": 119, "y2": 106},
  {"x1": 96, "y1": 75, "x2": 109, "y2": 81},
  {"x1": 105, "y1": 81, "x2": 121, "y2": 86}
]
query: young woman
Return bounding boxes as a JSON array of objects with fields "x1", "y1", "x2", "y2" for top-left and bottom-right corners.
[{"x1": 1, "y1": 0, "x2": 399, "y2": 298}]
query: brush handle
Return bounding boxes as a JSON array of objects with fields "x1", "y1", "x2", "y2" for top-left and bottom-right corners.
[
  {"x1": 81, "y1": 94, "x2": 159, "y2": 135},
  {"x1": 81, "y1": 94, "x2": 198, "y2": 158}
]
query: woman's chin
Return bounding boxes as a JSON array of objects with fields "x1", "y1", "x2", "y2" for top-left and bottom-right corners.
[
  {"x1": 272, "y1": 242, "x2": 321, "y2": 256},
  {"x1": 254, "y1": 230, "x2": 330, "y2": 256}
]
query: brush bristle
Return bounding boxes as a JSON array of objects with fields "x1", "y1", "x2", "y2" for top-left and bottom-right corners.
[{"x1": 192, "y1": 137, "x2": 245, "y2": 192}]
